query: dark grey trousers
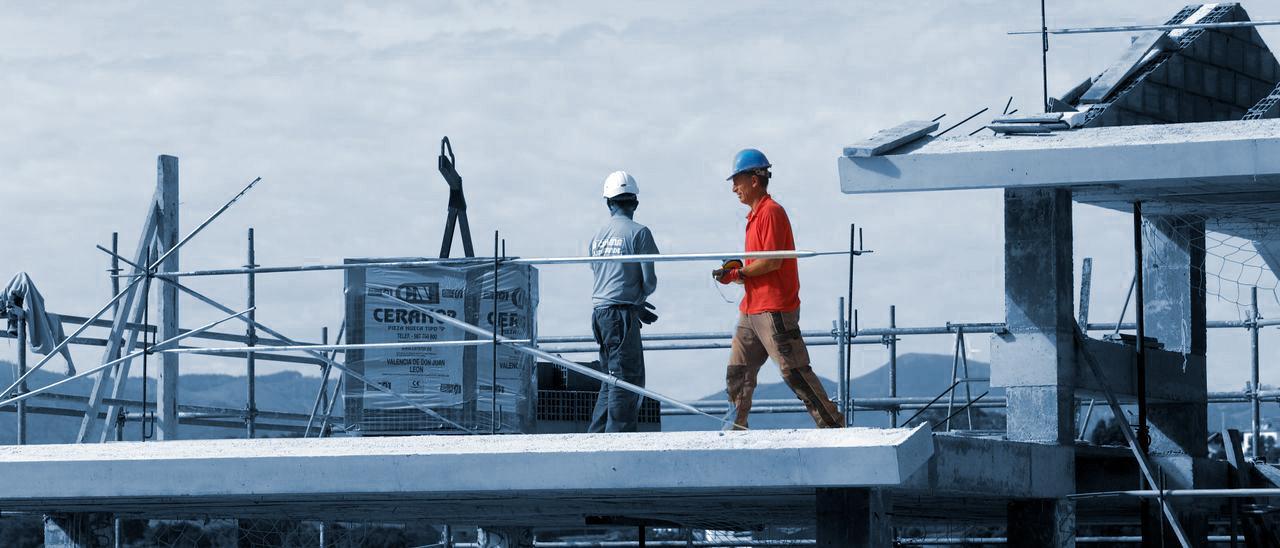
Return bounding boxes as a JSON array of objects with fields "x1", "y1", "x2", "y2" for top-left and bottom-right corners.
[{"x1": 587, "y1": 305, "x2": 646, "y2": 433}]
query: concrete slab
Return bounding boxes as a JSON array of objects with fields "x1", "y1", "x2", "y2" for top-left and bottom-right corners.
[
  {"x1": 839, "y1": 117, "x2": 1280, "y2": 193},
  {"x1": 838, "y1": 117, "x2": 1280, "y2": 219},
  {"x1": 843, "y1": 120, "x2": 938, "y2": 158},
  {"x1": 0, "y1": 427, "x2": 932, "y2": 526}
]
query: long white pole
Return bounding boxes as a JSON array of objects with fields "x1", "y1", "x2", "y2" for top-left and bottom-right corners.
[{"x1": 144, "y1": 249, "x2": 862, "y2": 278}]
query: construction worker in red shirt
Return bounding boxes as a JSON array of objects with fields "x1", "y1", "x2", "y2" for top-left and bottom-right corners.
[{"x1": 713, "y1": 148, "x2": 845, "y2": 430}]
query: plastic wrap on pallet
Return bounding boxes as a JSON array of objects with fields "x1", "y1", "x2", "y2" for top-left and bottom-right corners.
[{"x1": 342, "y1": 258, "x2": 538, "y2": 435}]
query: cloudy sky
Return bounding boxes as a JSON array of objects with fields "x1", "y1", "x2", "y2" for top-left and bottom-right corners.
[{"x1": 2, "y1": 1, "x2": 1278, "y2": 404}]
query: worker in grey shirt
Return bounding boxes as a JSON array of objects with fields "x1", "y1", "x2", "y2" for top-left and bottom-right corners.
[{"x1": 588, "y1": 170, "x2": 660, "y2": 432}]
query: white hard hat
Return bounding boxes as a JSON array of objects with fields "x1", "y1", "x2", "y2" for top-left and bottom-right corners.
[{"x1": 602, "y1": 170, "x2": 639, "y2": 199}]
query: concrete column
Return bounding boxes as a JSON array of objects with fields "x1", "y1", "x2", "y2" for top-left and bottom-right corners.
[
  {"x1": 477, "y1": 527, "x2": 533, "y2": 548},
  {"x1": 1007, "y1": 499, "x2": 1075, "y2": 547},
  {"x1": 815, "y1": 488, "x2": 891, "y2": 547},
  {"x1": 44, "y1": 513, "x2": 112, "y2": 548},
  {"x1": 1141, "y1": 214, "x2": 1210, "y2": 546},
  {"x1": 993, "y1": 188, "x2": 1076, "y2": 445},
  {"x1": 1141, "y1": 215, "x2": 1208, "y2": 458},
  {"x1": 155, "y1": 155, "x2": 180, "y2": 440}
]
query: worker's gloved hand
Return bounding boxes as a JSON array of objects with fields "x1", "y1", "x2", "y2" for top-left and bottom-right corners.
[
  {"x1": 714, "y1": 259, "x2": 743, "y2": 285},
  {"x1": 711, "y1": 258, "x2": 742, "y2": 284},
  {"x1": 711, "y1": 267, "x2": 742, "y2": 284},
  {"x1": 713, "y1": 267, "x2": 741, "y2": 285},
  {"x1": 638, "y1": 302, "x2": 658, "y2": 325}
]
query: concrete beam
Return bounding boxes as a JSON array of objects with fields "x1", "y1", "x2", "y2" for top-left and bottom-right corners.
[
  {"x1": 1142, "y1": 214, "x2": 1208, "y2": 459},
  {"x1": 0, "y1": 428, "x2": 932, "y2": 524},
  {"x1": 837, "y1": 118, "x2": 1280, "y2": 198},
  {"x1": 900, "y1": 436, "x2": 1074, "y2": 499}
]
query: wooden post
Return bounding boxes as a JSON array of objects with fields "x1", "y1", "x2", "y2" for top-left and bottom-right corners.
[{"x1": 155, "y1": 155, "x2": 180, "y2": 440}]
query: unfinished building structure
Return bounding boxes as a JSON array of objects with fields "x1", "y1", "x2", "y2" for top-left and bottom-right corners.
[
  {"x1": 3, "y1": 2, "x2": 1280, "y2": 547},
  {"x1": 838, "y1": 2, "x2": 1280, "y2": 544}
]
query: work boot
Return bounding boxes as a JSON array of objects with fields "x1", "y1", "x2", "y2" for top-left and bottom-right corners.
[{"x1": 782, "y1": 367, "x2": 845, "y2": 428}]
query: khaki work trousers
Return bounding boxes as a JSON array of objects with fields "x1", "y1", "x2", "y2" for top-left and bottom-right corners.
[{"x1": 725, "y1": 310, "x2": 845, "y2": 429}]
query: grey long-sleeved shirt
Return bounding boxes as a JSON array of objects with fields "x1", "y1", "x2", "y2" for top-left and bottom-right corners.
[{"x1": 590, "y1": 212, "x2": 659, "y2": 308}]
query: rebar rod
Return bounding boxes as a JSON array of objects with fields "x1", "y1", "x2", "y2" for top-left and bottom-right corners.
[
  {"x1": 900, "y1": 379, "x2": 963, "y2": 426},
  {"x1": 889, "y1": 305, "x2": 898, "y2": 427},
  {"x1": 1252, "y1": 286, "x2": 1261, "y2": 460},
  {"x1": 837, "y1": 297, "x2": 847, "y2": 423},
  {"x1": 1113, "y1": 274, "x2": 1137, "y2": 339},
  {"x1": 246, "y1": 227, "x2": 257, "y2": 439},
  {"x1": 491, "y1": 230, "x2": 499, "y2": 434},
  {"x1": 846, "y1": 223, "x2": 855, "y2": 426}
]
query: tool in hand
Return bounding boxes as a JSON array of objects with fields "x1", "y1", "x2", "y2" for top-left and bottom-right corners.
[{"x1": 712, "y1": 259, "x2": 744, "y2": 285}]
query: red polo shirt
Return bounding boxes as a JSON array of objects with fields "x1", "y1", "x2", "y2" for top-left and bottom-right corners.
[{"x1": 742, "y1": 194, "x2": 801, "y2": 314}]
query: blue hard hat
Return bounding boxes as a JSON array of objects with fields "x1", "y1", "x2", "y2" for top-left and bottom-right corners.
[{"x1": 727, "y1": 148, "x2": 771, "y2": 180}]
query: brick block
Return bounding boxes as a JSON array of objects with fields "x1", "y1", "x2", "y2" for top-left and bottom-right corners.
[
  {"x1": 1162, "y1": 93, "x2": 1179, "y2": 122},
  {"x1": 1226, "y1": 37, "x2": 1245, "y2": 73},
  {"x1": 1238, "y1": 78, "x2": 1255, "y2": 108},
  {"x1": 1213, "y1": 102, "x2": 1232, "y2": 121},
  {"x1": 1179, "y1": 93, "x2": 1196, "y2": 121},
  {"x1": 1220, "y1": 70, "x2": 1236, "y2": 102},
  {"x1": 1263, "y1": 57, "x2": 1279, "y2": 84},
  {"x1": 1183, "y1": 38, "x2": 1210, "y2": 64},
  {"x1": 1194, "y1": 95, "x2": 1213, "y2": 120},
  {"x1": 1166, "y1": 57, "x2": 1186, "y2": 89},
  {"x1": 1210, "y1": 33, "x2": 1228, "y2": 66},
  {"x1": 1187, "y1": 59, "x2": 1206, "y2": 95},
  {"x1": 1204, "y1": 65, "x2": 1220, "y2": 98},
  {"x1": 1145, "y1": 86, "x2": 1163, "y2": 116},
  {"x1": 1245, "y1": 46, "x2": 1261, "y2": 76}
]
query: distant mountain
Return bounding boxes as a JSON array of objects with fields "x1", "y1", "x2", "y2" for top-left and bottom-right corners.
[
  {"x1": 0, "y1": 363, "x2": 325, "y2": 444},
  {"x1": 0, "y1": 354, "x2": 1268, "y2": 443},
  {"x1": 663, "y1": 353, "x2": 1000, "y2": 431}
]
